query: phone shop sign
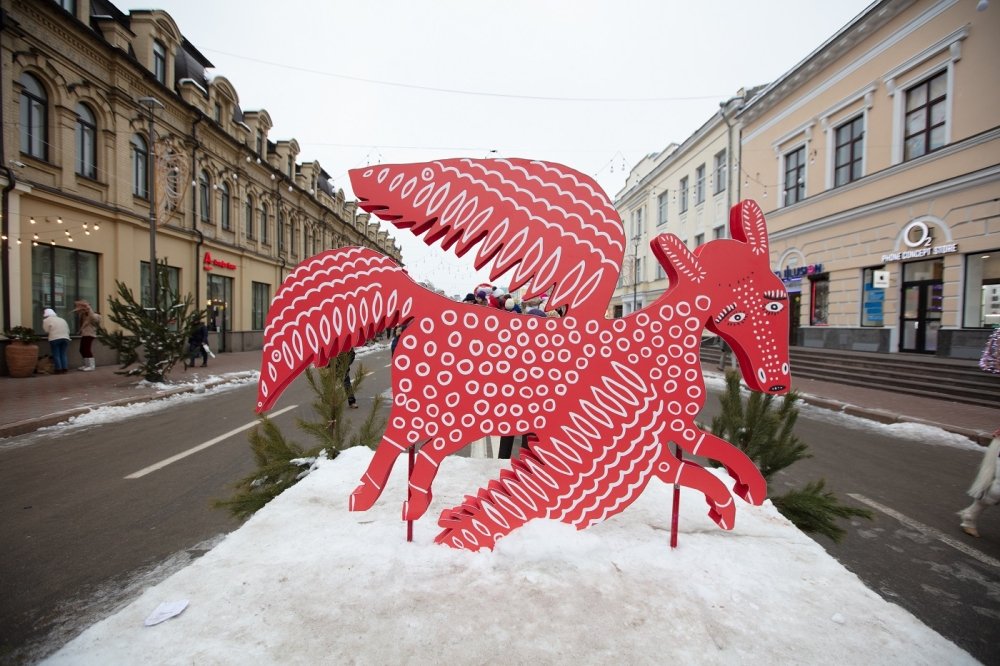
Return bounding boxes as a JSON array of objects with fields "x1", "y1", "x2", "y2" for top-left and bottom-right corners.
[{"x1": 881, "y1": 220, "x2": 957, "y2": 263}]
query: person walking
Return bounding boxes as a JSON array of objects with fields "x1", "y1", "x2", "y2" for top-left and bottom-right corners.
[
  {"x1": 343, "y1": 349, "x2": 359, "y2": 408},
  {"x1": 74, "y1": 300, "x2": 101, "y2": 371},
  {"x1": 42, "y1": 308, "x2": 71, "y2": 374},
  {"x1": 958, "y1": 430, "x2": 1000, "y2": 537},
  {"x1": 186, "y1": 318, "x2": 209, "y2": 369}
]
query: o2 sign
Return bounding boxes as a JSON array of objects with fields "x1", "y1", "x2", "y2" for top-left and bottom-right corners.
[{"x1": 881, "y1": 219, "x2": 958, "y2": 263}]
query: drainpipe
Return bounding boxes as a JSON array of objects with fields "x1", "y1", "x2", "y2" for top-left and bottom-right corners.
[
  {"x1": 1, "y1": 8, "x2": 13, "y2": 330},
  {"x1": 190, "y1": 112, "x2": 203, "y2": 313}
]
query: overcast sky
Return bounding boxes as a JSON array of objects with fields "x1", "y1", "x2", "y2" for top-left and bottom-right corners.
[{"x1": 118, "y1": 0, "x2": 873, "y2": 297}]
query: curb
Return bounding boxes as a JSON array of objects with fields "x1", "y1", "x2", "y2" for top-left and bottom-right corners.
[{"x1": 0, "y1": 375, "x2": 250, "y2": 440}]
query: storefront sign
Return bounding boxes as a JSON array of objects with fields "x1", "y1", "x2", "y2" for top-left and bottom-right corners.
[
  {"x1": 872, "y1": 270, "x2": 889, "y2": 289},
  {"x1": 881, "y1": 220, "x2": 958, "y2": 263},
  {"x1": 203, "y1": 251, "x2": 237, "y2": 271},
  {"x1": 774, "y1": 263, "x2": 823, "y2": 282}
]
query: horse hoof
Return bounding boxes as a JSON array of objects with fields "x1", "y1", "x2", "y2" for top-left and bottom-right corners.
[
  {"x1": 961, "y1": 525, "x2": 980, "y2": 538},
  {"x1": 349, "y1": 484, "x2": 379, "y2": 511}
]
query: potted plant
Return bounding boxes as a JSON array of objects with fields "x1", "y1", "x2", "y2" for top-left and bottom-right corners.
[{"x1": 4, "y1": 325, "x2": 39, "y2": 378}]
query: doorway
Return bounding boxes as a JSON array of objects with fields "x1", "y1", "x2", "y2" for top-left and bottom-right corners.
[
  {"x1": 788, "y1": 290, "x2": 801, "y2": 345},
  {"x1": 207, "y1": 273, "x2": 233, "y2": 353},
  {"x1": 900, "y1": 259, "x2": 943, "y2": 353}
]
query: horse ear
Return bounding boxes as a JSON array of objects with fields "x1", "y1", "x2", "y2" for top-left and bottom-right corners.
[
  {"x1": 651, "y1": 233, "x2": 706, "y2": 285},
  {"x1": 729, "y1": 199, "x2": 768, "y2": 258}
]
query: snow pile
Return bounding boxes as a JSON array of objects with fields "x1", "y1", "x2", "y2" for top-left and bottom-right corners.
[{"x1": 46, "y1": 447, "x2": 972, "y2": 665}]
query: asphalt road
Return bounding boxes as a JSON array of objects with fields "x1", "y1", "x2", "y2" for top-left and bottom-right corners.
[{"x1": 1, "y1": 350, "x2": 997, "y2": 663}]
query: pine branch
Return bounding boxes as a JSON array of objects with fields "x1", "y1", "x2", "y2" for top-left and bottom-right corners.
[{"x1": 772, "y1": 480, "x2": 873, "y2": 543}]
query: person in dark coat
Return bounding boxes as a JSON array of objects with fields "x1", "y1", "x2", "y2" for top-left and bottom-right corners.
[{"x1": 186, "y1": 319, "x2": 209, "y2": 368}]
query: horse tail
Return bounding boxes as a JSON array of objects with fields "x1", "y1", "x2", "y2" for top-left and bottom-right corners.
[
  {"x1": 967, "y1": 437, "x2": 1000, "y2": 500},
  {"x1": 256, "y1": 247, "x2": 441, "y2": 413}
]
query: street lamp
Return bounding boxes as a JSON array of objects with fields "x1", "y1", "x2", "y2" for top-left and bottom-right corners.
[{"x1": 137, "y1": 96, "x2": 164, "y2": 310}]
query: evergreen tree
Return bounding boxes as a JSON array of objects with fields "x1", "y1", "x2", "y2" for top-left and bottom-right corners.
[
  {"x1": 710, "y1": 370, "x2": 871, "y2": 542},
  {"x1": 217, "y1": 352, "x2": 386, "y2": 519},
  {"x1": 98, "y1": 259, "x2": 201, "y2": 383}
]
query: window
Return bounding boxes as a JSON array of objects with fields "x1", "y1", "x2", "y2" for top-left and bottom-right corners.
[
  {"x1": 834, "y1": 115, "x2": 864, "y2": 187},
  {"x1": 679, "y1": 177, "x2": 689, "y2": 213},
  {"x1": 712, "y1": 225, "x2": 725, "y2": 240},
  {"x1": 287, "y1": 156, "x2": 294, "y2": 179},
  {"x1": 810, "y1": 274, "x2": 829, "y2": 325},
  {"x1": 207, "y1": 273, "x2": 233, "y2": 334},
  {"x1": 19, "y1": 73, "x2": 47, "y2": 160},
  {"x1": 904, "y1": 71, "x2": 947, "y2": 161},
  {"x1": 261, "y1": 203, "x2": 269, "y2": 244},
  {"x1": 131, "y1": 134, "x2": 149, "y2": 198},
  {"x1": 252, "y1": 282, "x2": 270, "y2": 330},
  {"x1": 220, "y1": 181, "x2": 231, "y2": 230},
  {"x1": 31, "y1": 245, "x2": 98, "y2": 332},
  {"x1": 75, "y1": 103, "x2": 96, "y2": 179},
  {"x1": 963, "y1": 251, "x2": 1000, "y2": 327},
  {"x1": 153, "y1": 40, "x2": 167, "y2": 84},
  {"x1": 783, "y1": 146, "x2": 805, "y2": 206},
  {"x1": 862, "y1": 266, "x2": 886, "y2": 327},
  {"x1": 245, "y1": 196, "x2": 254, "y2": 239},
  {"x1": 290, "y1": 221, "x2": 297, "y2": 256},
  {"x1": 694, "y1": 233, "x2": 704, "y2": 247},
  {"x1": 278, "y1": 211, "x2": 285, "y2": 252},
  {"x1": 55, "y1": 0, "x2": 76, "y2": 12},
  {"x1": 654, "y1": 262, "x2": 666, "y2": 280},
  {"x1": 139, "y1": 260, "x2": 180, "y2": 308},
  {"x1": 630, "y1": 207, "x2": 643, "y2": 239},
  {"x1": 695, "y1": 164, "x2": 705, "y2": 204},
  {"x1": 256, "y1": 130, "x2": 264, "y2": 156},
  {"x1": 199, "y1": 170, "x2": 211, "y2": 223},
  {"x1": 214, "y1": 103, "x2": 222, "y2": 123},
  {"x1": 713, "y1": 150, "x2": 727, "y2": 195},
  {"x1": 657, "y1": 192, "x2": 668, "y2": 226}
]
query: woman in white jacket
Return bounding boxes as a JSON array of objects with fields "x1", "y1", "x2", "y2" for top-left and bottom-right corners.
[
  {"x1": 959, "y1": 431, "x2": 1000, "y2": 538},
  {"x1": 42, "y1": 308, "x2": 71, "y2": 374}
]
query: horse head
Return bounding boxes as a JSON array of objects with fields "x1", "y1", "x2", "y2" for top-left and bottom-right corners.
[{"x1": 651, "y1": 200, "x2": 790, "y2": 394}]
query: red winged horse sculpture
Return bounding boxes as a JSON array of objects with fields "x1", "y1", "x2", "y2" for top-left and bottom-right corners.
[{"x1": 257, "y1": 158, "x2": 790, "y2": 551}]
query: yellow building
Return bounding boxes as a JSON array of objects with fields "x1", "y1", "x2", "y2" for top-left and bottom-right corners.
[
  {"x1": 0, "y1": 0, "x2": 401, "y2": 366},
  {"x1": 739, "y1": 0, "x2": 999, "y2": 357}
]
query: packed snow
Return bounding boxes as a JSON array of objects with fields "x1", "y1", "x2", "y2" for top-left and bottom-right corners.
[{"x1": 45, "y1": 447, "x2": 974, "y2": 665}]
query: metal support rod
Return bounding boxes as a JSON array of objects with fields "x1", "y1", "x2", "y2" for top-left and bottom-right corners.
[{"x1": 138, "y1": 96, "x2": 164, "y2": 311}]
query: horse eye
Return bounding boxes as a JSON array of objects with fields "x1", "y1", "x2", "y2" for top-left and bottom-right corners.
[
  {"x1": 729, "y1": 312, "x2": 746, "y2": 323},
  {"x1": 765, "y1": 302, "x2": 784, "y2": 313}
]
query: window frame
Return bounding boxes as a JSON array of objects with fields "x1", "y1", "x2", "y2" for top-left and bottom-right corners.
[
  {"x1": 220, "y1": 181, "x2": 231, "y2": 230},
  {"x1": 695, "y1": 164, "x2": 705, "y2": 205},
  {"x1": 783, "y1": 145, "x2": 806, "y2": 207},
  {"x1": 199, "y1": 170, "x2": 212, "y2": 224},
  {"x1": 245, "y1": 196, "x2": 254, "y2": 239},
  {"x1": 75, "y1": 102, "x2": 97, "y2": 179},
  {"x1": 834, "y1": 114, "x2": 865, "y2": 187},
  {"x1": 153, "y1": 40, "x2": 167, "y2": 84},
  {"x1": 713, "y1": 150, "x2": 727, "y2": 195},
  {"x1": 657, "y1": 191, "x2": 668, "y2": 227},
  {"x1": 962, "y1": 250, "x2": 1000, "y2": 328},
  {"x1": 19, "y1": 72, "x2": 48, "y2": 161},
  {"x1": 679, "y1": 176, "x2": 689, "y2": 214},
  {"x1": 252, "y1": 281, "x2": 270, "y2": 330},
  {"x1": 131, "y1": 133, "x2": 149, "y2": 198},
  {"x1": 261, "y1": 203, "x2": 269, "y2": 245},
  {"x1": 903, "y1": 70, "x2": 948, "y2": 162}
]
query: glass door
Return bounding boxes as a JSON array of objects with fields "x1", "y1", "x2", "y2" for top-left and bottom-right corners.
[{"x1": 900, "y1": 281, "x2": 943, "y2": 353}]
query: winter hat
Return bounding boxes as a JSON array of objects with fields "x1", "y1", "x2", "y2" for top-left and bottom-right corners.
[
  {"x1": 462, "y1": 293, "x2": 476, "y2": 303},
  {"x1": 43, "y1": 308, "x2": 57, "y2": 318},
  {"x1": 504, "y1": 299, "x2": 516, "y2": 310},
  {"x1": 476, "y1": 290, "x2": 487, "y2": 299},
  {"x1": 492, "y1": 287, "x2": 505, "y2": 297},
  {"x1": 526, "y1": 307, "x2": 546, "y2": 317}
]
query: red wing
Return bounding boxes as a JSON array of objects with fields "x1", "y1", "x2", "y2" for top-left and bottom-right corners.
[
  {"x1": 350, "y1": 158, "x2": 625, "y2": 317},
  {"x1": 257, "y1": 247, "x2": 417, "y2": 412}
]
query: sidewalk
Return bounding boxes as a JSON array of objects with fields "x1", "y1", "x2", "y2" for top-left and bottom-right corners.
[{"x1": 1, "y1": 352, "x2": 997, "y2": 444}]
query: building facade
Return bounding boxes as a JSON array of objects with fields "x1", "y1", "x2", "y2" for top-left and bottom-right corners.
[
  {"x1": 739, "y1": 0, "x2": 999, "y2": 358},
  {"x1": 0, "y1": 0, "x2": 401, "y2": 365},
  {"x1": 610, "y1": 89, "x2": 754, "y2": 317}
]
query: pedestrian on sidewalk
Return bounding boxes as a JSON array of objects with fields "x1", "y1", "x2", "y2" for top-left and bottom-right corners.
[
  {"x1": 42, "y1": 308, "x2": 71, "y2": 374},
  {"x1": 186, "y1": 318, "x2": 209, "y2": 369},
  {"x1": 958, "y1": 430, "x2": 1000, "y2": 538},
  {"x1": 74, "y1": 299, "x2": 100, "y2": 372},
  {"x1": 343, "y1": 349, "x2": 358, "y2": 409}
]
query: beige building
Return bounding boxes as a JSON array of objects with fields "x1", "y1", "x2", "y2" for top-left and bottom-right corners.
[
  {"x1": 739, "y1": 0, "x2": 999, "y2": 358},
  {"x1": 0, "y1": 0, "x2": 401, "y2": 365},
  {"x1": 611, "y1": 88, "x2": 757, "y2": 317}
]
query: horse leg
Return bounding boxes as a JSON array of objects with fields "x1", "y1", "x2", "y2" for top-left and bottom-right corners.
[
  {"x1": 676, "y1": 427, "x2": 767, "y2": 506},
  {"x1": 654, "y1": 456, "x2": 736, "y2": 529},
  {"x1": 403, "y1": 435, "x2": 471, "y2": 521},
  {"x1": 350, "y1": 416, "x2": 421, "y2": 511}
]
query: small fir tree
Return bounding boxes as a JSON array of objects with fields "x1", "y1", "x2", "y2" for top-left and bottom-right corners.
[
  {"x1": 710, "y1": 370, "x2": 872, "y2": 542},
  {"x1": 216, "y1": 352, "x2": 386, "y2": 519},
  {"x1": 98, "y1": 260, "x2": 201, "y2": 383}
]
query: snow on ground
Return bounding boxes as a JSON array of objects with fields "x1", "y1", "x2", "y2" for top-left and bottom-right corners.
[{"x1": 45, "y1": 447, "x2": 974, "y2": 665}]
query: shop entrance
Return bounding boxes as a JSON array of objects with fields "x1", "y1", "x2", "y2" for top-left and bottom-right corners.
[
  {"x1": 207, "y1": 273, "x2": 233, "y2": 353},
  {"x1": 900, "y1": 259, "x2": 943, "y2": 353},
  {"x1": 788, "y1": 291, "x2": 801, "y2": 345}
]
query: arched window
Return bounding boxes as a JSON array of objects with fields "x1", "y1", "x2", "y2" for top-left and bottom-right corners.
[
  {"x1": 131, "y1": 134, "x2": 149, "y2": 198},
  {"x1": 20, "y1": 73, "x2": 48, "y2": 159},
  {"x1": 245, "y1": 195, "x2": 254, "y2": 239},
  {"x1": 261, "y1": 203, "x2": 269, "y2": 244},
  {"x1": 199, "y1": 170, "x2": 211, "y2": 223},
  {"x1": 75, "y1": 102, "x2": 97, "y2": 178},
  {"x1": 220, "y1": 181, "x2": 231, "y2": 230}
]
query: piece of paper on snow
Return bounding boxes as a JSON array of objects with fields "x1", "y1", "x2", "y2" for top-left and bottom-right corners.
[{"x1": 143, "y1": 600, "x2": 189, "y2": 627}]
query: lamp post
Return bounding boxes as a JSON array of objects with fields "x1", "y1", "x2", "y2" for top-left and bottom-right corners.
[{"x1": 137, "y1": 96, "x2": 164, "y2": 311}]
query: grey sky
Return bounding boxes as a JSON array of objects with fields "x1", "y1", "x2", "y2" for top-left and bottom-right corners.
[{"x1": 118, "y1": 0, "x2": 873, "y2": 296}]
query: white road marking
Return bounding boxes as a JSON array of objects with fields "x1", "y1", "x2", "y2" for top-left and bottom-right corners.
[
  {"x1": 848, "y1": 493, "x2": 1000, "y2": 569},
  {"x1": 125, "y1": 405, "x2": 298, "y2": 479}
]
